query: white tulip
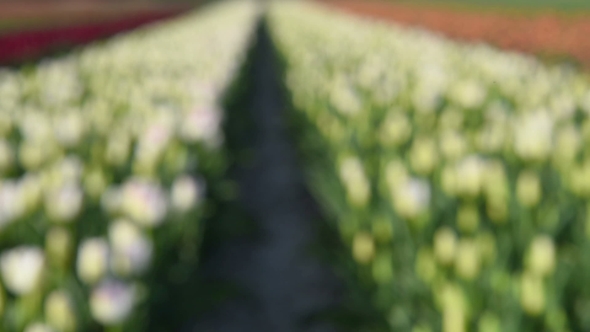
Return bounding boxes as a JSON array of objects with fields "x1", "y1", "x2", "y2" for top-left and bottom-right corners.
[
  {"x1": 90, "y1": 280, "x2": 135, "y2": 326},
  {"x1": 45, "y1": 184, "x2": 83, "y2": 223},
  {"x1": 514, "y1": 111, "x2": 554, "y2": 162},
  {"x1": 120, "y1": 178, "x2": 168, "y2": 227},
  {"x1": 109, "y1": 220, "x2": 153, "y2": 276},
  {"x1": 54, "y1": 112, "x2": 85, "y2": 148},
  {"x1": 0, "y1": 181, "x2": 27, "y2": 228},
  {"x1": 454, "y1": 155, "x2": 485, "y2": 198},
  {"x1": 77, "y1": 238, "x2": 109, "y2": 285},
  {"x1": 392, "y1": 177, "x2": 430, "y2": 220},
  {"x1": 339, "y1": 157, "x2": 371, "y2": 208},
  {"x1": 45, "y1": 290, "x2": 76, "y2": 332},
  {"x1": 180, "y1": 106, "x2": 222, "y2": 145},
  {"x1": 0, "y1": 246, "x2": 44, "y2": 295},
  {"x1": 171, "y1": 175, "x2": 203, "y2": 213}
]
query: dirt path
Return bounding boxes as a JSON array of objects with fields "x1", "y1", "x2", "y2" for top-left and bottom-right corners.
[{"x1": 186, "y1": 20, "x2": 341, "y2": 332}]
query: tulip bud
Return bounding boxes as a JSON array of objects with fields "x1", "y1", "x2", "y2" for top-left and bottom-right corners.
[
  {"x1": 384, "y1": 160, "x2": 408, "y2": 192},
  {"x1": 434, "y1": 227, "x2": 457, "y2": 266},
  {"x1": 454, "y1": 156, "x2": 485, "y2": 198},
  {"x1": 45, "y1": 227, "x2": 72, "y2": 269},
  {"x1": 45, "y1": 290, "x2": 76, "y2": 332},
  {"x1": 439, "y1": 283, "x2": 466, "y2": 332},
  {"x1": 352, "y1": 232, "x2": 375, "y2": 264},
  {"x1": 76, "y1": 238, "x2": 109, "y2": 285},
  {"x1": 516, "y1": 171, "x2": 542, "y2": 208},
  {"x1": 526, "y1": 235, "x2": 556, "y2": 277},
  {"x1": 455, "y1": 239, "x2": 481, "y2": 280},
  {"x1": 443, "y1": 306, "x2": 465, "y2": 332},
  {"x1": 553, "y1": 125, "x2": 580, "y2": 167},
  {"x1": 409, "y1": 137, "x2": 437, "y2": 175},
  {"x1": 440, "y1": 131, "x2": 467, "y2": 162},
  {"x1": 520, "y1": 272, "x2": 545, "y2": 316},
  {"x1": 339, "y1": 157, "x2": 371, "y2": 208},
  {"x1": 486, "y1": 199, "x2": 508, "y2": 224},
  {"x1": 83, "y1": 168, "x2": 108, "y2": 200},
  {"x1": 457, "y1": 204, "x2": 479, "y2": 234}
]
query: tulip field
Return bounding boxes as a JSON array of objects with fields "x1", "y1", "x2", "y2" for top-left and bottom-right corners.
[
  {"x1": 0, "y1": 1, "x2": 258, "y2": 331},
  {"x1": 319, "y1": 0, "x2": 590, "y2": 71},
  {"x1": 2, "y1": 0, "x2": 590, "y2": 331},
  {"x1": 270, "y1": 1, "x2": 590, "y2": 331}
]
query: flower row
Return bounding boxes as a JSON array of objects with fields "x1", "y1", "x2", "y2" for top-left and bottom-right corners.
[
  {"x1": 270, "y1": 2, "x2": 590, "y2": 331},
  {"x1": 0, "y1": 1, "x2": 258, "y2": 331}
]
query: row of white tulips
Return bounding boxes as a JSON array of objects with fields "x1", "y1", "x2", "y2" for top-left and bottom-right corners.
[
  {"x1": 269, "y1": 1, "x2": 590, "y2": 331},
  {"x1": 0, "y1": 1, "x2": 259, "y2": 331}
]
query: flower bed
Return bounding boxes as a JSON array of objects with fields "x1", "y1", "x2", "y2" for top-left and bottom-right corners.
[
  {"x1": 0, "y1": 9, "x2": 187, "y2": 65},
  {"x1": 316, "y1": 0, "x2": 590, "y2": 69},
  {"x1": 0, "y1": 1, "x2": 258, "y2": 331},
  {"x1": 269, "y1": 2, "x2": 590, "y2": 331}
]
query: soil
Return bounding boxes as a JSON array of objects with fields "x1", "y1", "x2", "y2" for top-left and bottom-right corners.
[{"x1": 317, "y1": 0, "x2": 590, "y2": 68}]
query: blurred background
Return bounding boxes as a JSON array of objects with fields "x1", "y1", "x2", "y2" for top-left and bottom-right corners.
[
  {"x1": 3, "y1": 0, "x2": 590, "y2": 67},
  {"x1": 0, "y1": 0, "x2": 199, "y2": 64}
]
